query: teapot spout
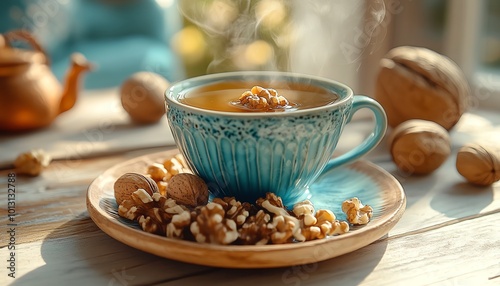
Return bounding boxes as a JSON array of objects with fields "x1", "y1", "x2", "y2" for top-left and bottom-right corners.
[{"x1": 59, "y1": 53, "x2": 93, "y2": 114}]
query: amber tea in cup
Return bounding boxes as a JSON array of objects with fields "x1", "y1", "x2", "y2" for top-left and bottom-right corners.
[{"x1": 178, "y1": 81, "x2": 339, "y2": 113}]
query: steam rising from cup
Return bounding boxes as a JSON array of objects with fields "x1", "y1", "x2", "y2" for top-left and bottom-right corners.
[{"x1": 178, "y1": 0, "x2": 388, "y2": 88}]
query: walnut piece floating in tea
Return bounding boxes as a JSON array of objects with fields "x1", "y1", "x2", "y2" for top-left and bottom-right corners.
[{"x1": 238, "y1": 86, "x2": 290, "y2": 110}]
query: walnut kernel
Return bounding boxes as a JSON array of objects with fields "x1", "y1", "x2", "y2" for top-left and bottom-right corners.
[
  {"x1": 147, "y1": 163, "x2": 168, "y2": 181},
  {"x1": 238, "y1": 210, "x2": 272, "y2": 245},
  {"x1": 342, "y1": 197, "x2": 373, "y2": 225},
  {"x1": 190, "y1": 202, "x2": 239, "y2": 245},
  {"x1": 118, "y1": 190, "x2": 185, "y2": 235},
  {"x1": 212, "y1": 197, "x2": 252, "y2": 226},
  {"x1": 238, "y1": 86, "x2": 289, "y2": 110},
  {"x1": 14, "y1": 149, "x2": 52, "y2": 176}
]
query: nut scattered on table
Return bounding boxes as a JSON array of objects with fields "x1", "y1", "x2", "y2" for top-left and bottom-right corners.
[
  {"x1": 14, "y1": 149, "x2": 52, "y2": 176},
  {"x1": 375, "y1": 46, "x2": 470, "y2": 130},
  {"x1": 120, "y1": 71, "x2": 170, "y2": 124},
  {"x1": 389, "y1": 119, "x2": 451, "y2": 175},
  {"x1": 114, "y1": 172, "x2": 159, "y2": 205},
  {"x1": 456, "y1": 142, "x2": 500, "y2": 186}
]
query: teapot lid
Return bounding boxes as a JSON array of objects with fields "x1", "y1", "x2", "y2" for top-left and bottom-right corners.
[
  {"x1": 0, "y1": 31, "x2": 48, "y2": 67},
  {"x1": 0, "y1": 48, "x2": 46, "y2": 67}
]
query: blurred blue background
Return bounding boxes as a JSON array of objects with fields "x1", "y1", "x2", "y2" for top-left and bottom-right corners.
[{"x1": 0, "y1": 0, "x2": 185, "y2": 89}]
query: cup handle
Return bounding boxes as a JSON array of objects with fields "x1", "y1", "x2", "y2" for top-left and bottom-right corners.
[{"x1": 322, "y1": 95, "x2": 387, "y2": 173}]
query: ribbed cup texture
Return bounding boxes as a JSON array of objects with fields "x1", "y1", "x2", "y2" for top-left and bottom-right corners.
[{"x1": 167, "y1": 104, "x2": 351, "y2": 205}]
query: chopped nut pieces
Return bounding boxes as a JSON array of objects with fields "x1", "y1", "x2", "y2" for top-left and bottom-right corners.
[
  {"x1": 166, "y1": 209, "x2": 192, "y2": 239},
  {"x1": 256, "y1": 192, "x2": 304, "y2": 243},
  {"x1": 212, "y1": 197, "x2": 252, "y2": 226},
  {"x1": 116, "y1": 156, "x2": 374, "y2": 245},
  {"x1": 118, "y1": 189, "x2": 188, "y2": 235},
  {"x1": 117, "y1": 188, "x2": 369, "y2": 244},
  {"x1": 190, "y1": 202, "x2": 239, "y2": 244},
  {"x1": 162, "y1": 154, "x2": 191, "y2": 180},
  {"x1": 342, "y1": 197, "x2": 373, "y2": 225},
  {"x1": 14, "y1": 149, "x2": 52, "y2": 176},
  {"x1": 146, "y1": 154, "x2": 192, "y2": 196},
  {"x1": 294, "y1": 202, "x2": 349, "y2": 240},
  {"x1": 147, "y1": 163, "x2": 168, "y2": 182},
  {"x1": 293, "y1": 200, "x2": 316, "y2": 226},
  {"x1": 238, "y1": 86, "x2": 289, "y2": 110},
  {"x1": 238, "y1": 210, "x2": 272, "y2": 245}
]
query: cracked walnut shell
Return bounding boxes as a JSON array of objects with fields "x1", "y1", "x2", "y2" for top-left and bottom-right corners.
[
  {"x1": 114, "y1": 172, "x2": 159, "y2": 205},
  {"x1": 375, "y1": 46, "x2": 470, "y2": 130},
  {"x1": 456, "y1": 143, "x2": 500, "y2": 186}
]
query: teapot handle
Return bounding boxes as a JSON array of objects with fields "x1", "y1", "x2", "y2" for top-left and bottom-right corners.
[{"x1": 3, "y1": 29, "x2": 50, "y2": 65}]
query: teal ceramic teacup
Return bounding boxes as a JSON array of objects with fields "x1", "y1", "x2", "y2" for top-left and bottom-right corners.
[{"x1": 165, "y1": 71, "x2": 387, "y2": 207}]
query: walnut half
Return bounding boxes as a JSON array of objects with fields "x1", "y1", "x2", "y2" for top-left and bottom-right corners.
[{"x1": 342, "y1": 197, "x2": 373, "y2": 225}]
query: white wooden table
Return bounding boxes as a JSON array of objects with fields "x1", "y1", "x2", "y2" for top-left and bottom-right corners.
[{"x1": 1, "y1": 89, "x2": 499, "y2": 285}]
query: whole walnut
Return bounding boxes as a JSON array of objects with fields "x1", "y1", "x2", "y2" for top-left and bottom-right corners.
[
  {"x1": 166, "y1": 173, "x2": 209, "y2": 207},
  {"x1": 120, "y1": 72, "x2": 170, "y2": 124},
  {"x1": 456, "y1": 143, "x2": 500, "y2": 186},
  {"x1": 375, "y1": 46, "x2": 470, "y2": 130},
  {"x1": 389, "y1": 119, "x2": 451, "y2": 175},
  {"x1": 114, "y1": 173, "x2": 159, "y2": 205}
]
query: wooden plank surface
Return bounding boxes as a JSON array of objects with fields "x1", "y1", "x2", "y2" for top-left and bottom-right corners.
[
  {"x1": 3, "y1": 203, "x2": 498, "y2": 285},
  {"x1": 1, "y1": 110, "x2": 500, "y2": 285}
]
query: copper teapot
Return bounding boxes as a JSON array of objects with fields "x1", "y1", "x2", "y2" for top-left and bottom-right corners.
[{"x1": 0, "y1": 30, "x2": 92, "y2": 132}]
